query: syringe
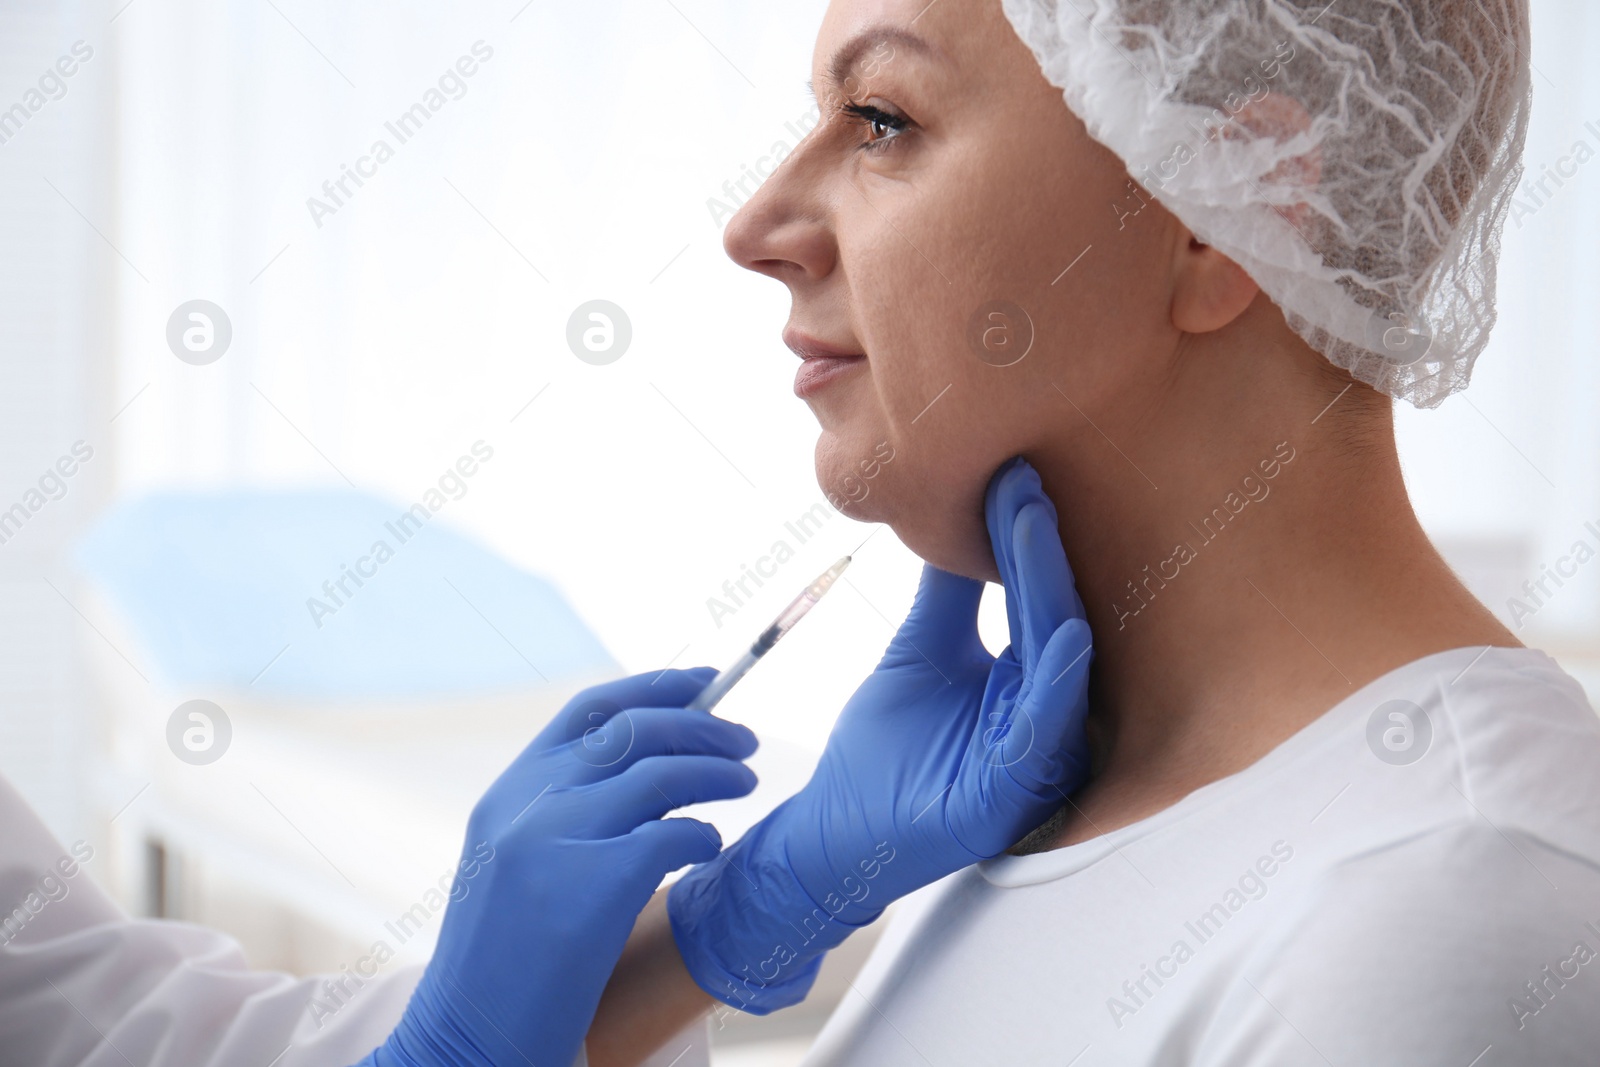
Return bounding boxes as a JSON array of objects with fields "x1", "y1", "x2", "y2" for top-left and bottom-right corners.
[{"x1": 686, "y1": 556, "x2": 852, "y2": 712}]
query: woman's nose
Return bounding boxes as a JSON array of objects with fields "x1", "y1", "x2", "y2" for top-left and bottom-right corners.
[{"x1": 722, "y1": 151, "x2": 838, "y2": 285}]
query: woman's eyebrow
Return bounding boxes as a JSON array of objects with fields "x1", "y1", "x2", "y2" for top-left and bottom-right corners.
[{"x1": 806, "y1": 25, "x2": 936, "y2": 100}]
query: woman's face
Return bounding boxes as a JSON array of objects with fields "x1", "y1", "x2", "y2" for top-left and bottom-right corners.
[{"x1": 724, "y1": 0, "x2": 1184, "y2": 581}]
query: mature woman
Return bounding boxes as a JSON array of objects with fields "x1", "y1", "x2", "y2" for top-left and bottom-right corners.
[
  {"x1": 8, "y1": 1, "x2": 1597, "y2": 1066},
  {"x1": 589, "y1": 0, "x2": 1600, "y2": 1064}
]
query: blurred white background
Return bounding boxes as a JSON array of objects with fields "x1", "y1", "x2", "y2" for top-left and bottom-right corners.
[{"x1": 0, "y1": 0, "x2": 1596, "y2": 1063}]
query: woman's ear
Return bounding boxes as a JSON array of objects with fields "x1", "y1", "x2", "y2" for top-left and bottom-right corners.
[
  {"x1": 1171, "y1": 92, "x2": 1319, "y2": 336},
  {"x1": 1170, "y1": 239, "x2": 1259, "y2": 334}
]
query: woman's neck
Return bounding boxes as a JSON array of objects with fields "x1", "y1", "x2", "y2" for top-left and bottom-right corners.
[{"x1": 1021, "y1": 329, "x2": 1518, "y2": 850}]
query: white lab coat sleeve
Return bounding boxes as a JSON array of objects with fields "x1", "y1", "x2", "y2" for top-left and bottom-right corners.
[
  {"x1": 0, "y1": 772, "x2": 420, "y2": 1067},
  {"x1": 1, "y1": 771, "x2": 709, "y2": 1067}
]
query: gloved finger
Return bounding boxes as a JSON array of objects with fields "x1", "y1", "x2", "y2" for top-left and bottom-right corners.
[
  {"x1": 623, "y1": 816, "x2": 724, "y2": 875},
  {"x1": 997, "y1": 618, "x2": 1093, "y2": 793},
  {"x1": 542, "y1": 667, "x2": 720, "y2": 746},
  {"x1": 1010, "y1": 497, "x2": 1084, "y2": 673},
  {"x1": 581, "y1": 756, "x2": 758, "y2": 838},
  {"x1": 985, "y1": 456, "x2": 1082, "y2": 670},
  {"x1": 877, "y1": 563, "x2": 987, "y2": 673},
  {"x1": 565, "y1": 707, "x2": 758, "y2": 779},
  {"x1": 985, "y1": 456, "x2": 1033, "y2": 646}
]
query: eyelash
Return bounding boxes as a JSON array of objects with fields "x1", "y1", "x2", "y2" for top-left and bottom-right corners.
[{"x1": 840, "y1": 101, "x2": 909, "y2": 154}]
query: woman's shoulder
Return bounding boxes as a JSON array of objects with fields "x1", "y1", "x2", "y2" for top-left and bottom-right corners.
[
  {"x1": 1190, "y1": 817, "x2": 1600, "y2": 1066},
  {"x1": 1424, "y1": 646, "x2": 1600, "y2": 832}
]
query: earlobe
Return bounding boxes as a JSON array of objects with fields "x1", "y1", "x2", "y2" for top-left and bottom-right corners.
[{"x1": 1170, "y1": 241, "x2": 1260, "y2": 334}]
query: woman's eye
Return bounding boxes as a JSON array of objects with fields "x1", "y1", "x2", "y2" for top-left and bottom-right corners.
[{"x1": 841, "y1": 101, "x2": 909, "y2": 154}]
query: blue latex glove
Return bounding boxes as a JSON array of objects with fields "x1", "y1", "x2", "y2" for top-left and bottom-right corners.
[
  {"x1": 358, "y1": 668, "x2": 758, "y2": 1067},
  {"x1": 667, "y1": 457, "x2": 1093, "y2": 1014}
]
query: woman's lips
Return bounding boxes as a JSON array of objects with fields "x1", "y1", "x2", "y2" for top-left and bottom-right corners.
[
  {"x1": 794, "y1": 354, "x2": 866, "y2": 399},
  {"x1": 785, "y1": 330, "x2": 866, "y2": 399}
]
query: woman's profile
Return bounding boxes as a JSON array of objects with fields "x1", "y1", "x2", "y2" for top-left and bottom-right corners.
[{"x1": 589, "y1": 0, "x2": 1600, "y2": 1064}]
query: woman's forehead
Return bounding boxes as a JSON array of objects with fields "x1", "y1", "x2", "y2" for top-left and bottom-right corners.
[{"x1": 811, "y1": 1, "x2": 957, "y2": 93}]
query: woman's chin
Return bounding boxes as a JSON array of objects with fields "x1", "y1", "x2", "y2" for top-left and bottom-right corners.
[
  {"x1": 899, "y1": 524, "x2": 1002, "y2": 584},
  {"x1": 841, "y1": 485, "x2": 1000, "y2": 582},
  {"x1": 813, "y1": 432, "x2": 1004, "y2": 582}
]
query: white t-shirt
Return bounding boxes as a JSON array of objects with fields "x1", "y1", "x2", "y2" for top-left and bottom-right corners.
[{"x1": 803, "y1": 646, "x2": 1600, "y2": 1066}]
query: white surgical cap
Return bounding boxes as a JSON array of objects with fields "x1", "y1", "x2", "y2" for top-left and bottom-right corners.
[{"x1": 1000, "y1": 0, "x2": 1532, "y2": 407}]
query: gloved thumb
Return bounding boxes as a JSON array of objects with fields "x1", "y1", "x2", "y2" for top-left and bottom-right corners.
[{"x1": 876, "y1": 563, "x2": 988, "y2": 673}]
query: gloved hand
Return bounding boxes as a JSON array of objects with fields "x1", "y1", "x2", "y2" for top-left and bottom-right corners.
[
  {"x1": 668, "y1": 456, "x2": 1094, "y2": 1014},
  {"x1": 359, "y1": 668, "x2": 758, "y2": 1067}
]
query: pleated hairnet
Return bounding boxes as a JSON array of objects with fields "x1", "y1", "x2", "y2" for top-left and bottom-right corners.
[{"x1": 1000, "y1": 0, "x2": 1532, "y2": 407}]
